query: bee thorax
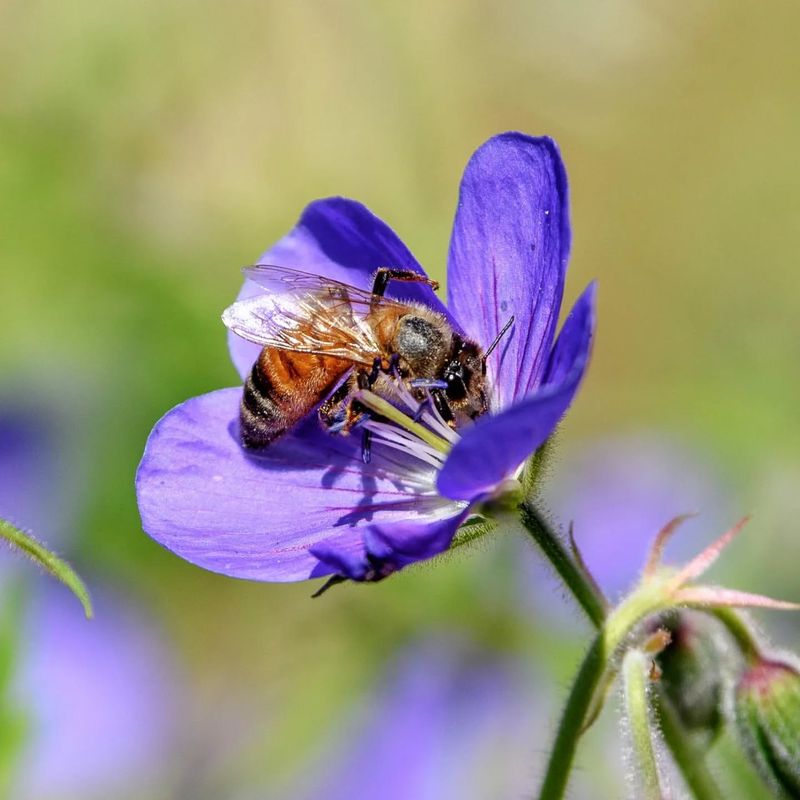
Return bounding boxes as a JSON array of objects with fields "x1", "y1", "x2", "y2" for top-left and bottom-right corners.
[{"x1": 393, "y1": 313, "x2": 451, "y2": 374}]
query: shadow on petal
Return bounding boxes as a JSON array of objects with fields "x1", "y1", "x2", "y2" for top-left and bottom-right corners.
[{"x1": 137, "y1": 388, "x2": 460, "y2": 582}]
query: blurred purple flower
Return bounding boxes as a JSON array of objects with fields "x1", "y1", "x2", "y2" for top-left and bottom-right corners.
[
  {"x1": 12, "y1": 586, "x2": 178, "y2": 800},
  {"x1": 271, "y1": 638, "x2": 545, "y2": 800},
  {"x1": 137, "y1": 133, "x2": 595, "y2": 586},
  {"x1": 545, "y1": 433, "x2": 733, "y2": 599},
  {"x1": 0, "y1": 404, "x2": 78, "y2": 555},
  {"x1": 0, "y1": 404, "x2": 180, "y2": 800}
]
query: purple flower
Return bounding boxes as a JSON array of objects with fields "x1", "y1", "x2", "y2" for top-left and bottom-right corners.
[
  {"x1": 269, "y1": 637, "x2": 545, "y2": 800},
  {"x1": 546, "y1": 433, "x2": 733, "y2": 599},
  {"x1": 0, "y1": 405, "x2": 180, "y2": 799},
  {"x1": 136, "y1": 133, "x2": 596, "y2": 586},
  {"x1": 0, "y1": 403, "x2": 79, "y2": 556},
  {"x1": 12, "y1": 585, "x2": 179, "y2": 800}
]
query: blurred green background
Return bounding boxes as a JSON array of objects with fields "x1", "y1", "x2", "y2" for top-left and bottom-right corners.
[{"x1": 1, "y1": 1, "x2": 798, "y2": 797}]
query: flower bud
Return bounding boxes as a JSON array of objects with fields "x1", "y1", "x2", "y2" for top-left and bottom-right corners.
[
  {"x1": 655, "y1": 612, "x2": 725, "y2": 745},
  {"x1": 734, "y1": 656, "x2": 800, "y2": 798}
]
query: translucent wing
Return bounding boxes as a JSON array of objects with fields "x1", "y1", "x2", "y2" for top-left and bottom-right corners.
[{"x1": 222, "y1": 264, "x2": 405, "y2": 364}]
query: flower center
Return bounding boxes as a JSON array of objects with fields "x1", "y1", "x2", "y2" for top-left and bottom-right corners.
[{"x1": 353, "y1": 379, "x2": 458, "y2": 470}]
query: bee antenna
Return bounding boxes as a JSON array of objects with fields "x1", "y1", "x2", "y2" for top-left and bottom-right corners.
[{"x1": 484, "y1": 316, "x2": 515, "y2": 360}]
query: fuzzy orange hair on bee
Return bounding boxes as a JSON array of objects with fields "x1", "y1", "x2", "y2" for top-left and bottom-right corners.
[{"x1": 223, "y1": 265, "x2": 512, "y2": 461}]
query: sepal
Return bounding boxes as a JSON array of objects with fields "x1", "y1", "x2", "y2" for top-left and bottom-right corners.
[{"x1": 734, "y1": 655, "x2": 800, "y2": 798}]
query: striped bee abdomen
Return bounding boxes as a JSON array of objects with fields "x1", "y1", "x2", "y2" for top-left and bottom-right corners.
[{"x1": 240, "y1": 347, "x2": 350, "y2": 449}]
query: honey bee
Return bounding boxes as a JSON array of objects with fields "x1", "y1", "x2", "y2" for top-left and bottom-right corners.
[{"x1": 222, "y1": 265, "x2": 513, "y2": 459}]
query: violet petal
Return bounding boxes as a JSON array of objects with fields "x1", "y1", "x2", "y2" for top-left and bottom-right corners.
[
  {"x1": 436, "y1": 282, "x2": 595, "y2": 501},
  {"x1": 447, "y1": 133, "x2": 571, "y2": 408},
  {"x1": 228, "y1": 197, "x2": 454, "y2": 379},
  {"x1": 311, "y1": 510, "x2": 469, "y2": 582},
  {"x1": 136, "y1": 388, "x2": 461, "y2": 581}
]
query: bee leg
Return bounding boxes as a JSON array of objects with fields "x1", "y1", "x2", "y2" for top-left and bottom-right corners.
[
  {"x1": 366, "y1": 357, "x2": 382, "y2": 387},
  {"x1": 351, "y1": 368, "x2": 373, "y2": 463},
  {"x1": 361, "y1": 429, "x2": 372, "y2": 464},
  {"x1": 371, "y1": 268, "x2": 440, "y2": 308},
  {"x1": 431, "y1": 388, "x2": 456, "y2": 428},
  {"x1": 319, "y1": 377, "x2": 355, "y2": 433}
]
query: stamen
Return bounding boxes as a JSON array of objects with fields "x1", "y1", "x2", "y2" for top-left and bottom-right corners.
[
  {"x1": 416, "y1": 405, "x2": 459, "y2": 445},
  {"x1": 354, "y1": 390, "x2": 452, "y2": 456},
  {"x1": 361, "y1": 422, "x2": 445, "y2": 469},
  {"x1": 389, "y1": 380, "x2": 459, "y2": 445}
]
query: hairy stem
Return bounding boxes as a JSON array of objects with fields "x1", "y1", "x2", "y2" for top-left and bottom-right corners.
[
  {"x1": 0, "y1": 517, "x2": 92, "y2": 618},
  {"x1": 517, "y1": 502, "x2": 607, "y2": 628},
  {"x1": 622, "y1": 649, "x2": 663, "y2": 799},
  {"x1": 654, "y1": 689, "x2": 725, "y2": 800},
  {"x1": 539, "y1": 635, "x2": 605, "y2": 800},
  {"x1": 538, "y1": 585, "x2": 666, "y2": 799},
  {"x1": 510, "y1": 504, "x2": 722, "y2": 800}
]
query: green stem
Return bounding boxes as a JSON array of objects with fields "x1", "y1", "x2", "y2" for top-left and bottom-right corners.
[
  {"x1": 538, "y1": 584, "x2": 666, "y2": 799},
  {"x1": 517, "y1": 502, "x2": 607, "y2": 628},
  {"x1": 511, "y1": 503, "x2": 723, "y2": 800},
  {"x1": 654, "y1": 689, "x2": 725, "y2": 800},
  {"x1": 539, "y1": 635, "x2": 605, "y2": 800},
  {"x1": 623, "y1": 649, "x2": 663, "y2": 799},
  {"x1": 0, "y1": 517, "x2": 92, "y2": 618},
  {"x1": 709, "y1": 607, "x2": 761, "y2": 664}
]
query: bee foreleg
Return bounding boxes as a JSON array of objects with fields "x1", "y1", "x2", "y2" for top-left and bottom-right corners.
[
  {"x1": 366, "y1": 358, "x2": 382, "y2": 387},
  {"x1": 431, "y1": 388, "x2": 456, "y2": 428}
]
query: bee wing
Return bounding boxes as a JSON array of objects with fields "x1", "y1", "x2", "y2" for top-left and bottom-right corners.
[{"x1": 223, "y1": 264, "x2": 401, "y2": 364}]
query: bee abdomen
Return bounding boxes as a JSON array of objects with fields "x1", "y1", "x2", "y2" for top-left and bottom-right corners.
[
  {"x1": 239, "y1": 348, "x2": 350, "y2": 449},
  {"x1": 240, "y1": 359, "x2": 289, "y2": 448}
]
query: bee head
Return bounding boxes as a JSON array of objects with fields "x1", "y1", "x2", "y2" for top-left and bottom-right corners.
[
  {"x1": 443, "y1": 340, "x2": 484, "y2": 404},
  {"x1": 441, "y1": 316, "x2": 514, "y2": 420}
]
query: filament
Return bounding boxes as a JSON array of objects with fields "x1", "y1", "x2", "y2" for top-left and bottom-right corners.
[{"x1": 353, "y1": 390, "x2": 452, "y2": 456}]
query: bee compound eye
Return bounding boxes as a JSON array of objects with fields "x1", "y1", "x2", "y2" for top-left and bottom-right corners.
[{"x1": 445, "y1": 370, "x2": 467, "y2": 401}]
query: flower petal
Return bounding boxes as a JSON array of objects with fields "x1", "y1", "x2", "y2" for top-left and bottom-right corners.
[
  {"x1": 310, "y1": 510, "x2": 470, "y2": 582},
  {"x1": 447, "y1": 133, "x2": 571, "y2": 408},
  {"x1": 436, "y1": 283, "x2": 595, "y2": 501},
  {"x1": 228, "y1": 197, "x2": 455, "y2": 379},
  {"x1": 136, "y1": 388, "x2": 461, "y2": 581}
]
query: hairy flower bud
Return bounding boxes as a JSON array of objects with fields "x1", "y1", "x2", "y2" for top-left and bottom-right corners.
[
  {"x1": 655, "y1": 612, "x2": 726, "y2": 745},
  {"x1": 734, "y1": 656, "x2": 800, "y2": 798}
]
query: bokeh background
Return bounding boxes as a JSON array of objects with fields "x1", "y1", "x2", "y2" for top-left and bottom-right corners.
[{"x1": 1, "y1": 1, "x2": 798, "y2": 797}]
